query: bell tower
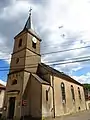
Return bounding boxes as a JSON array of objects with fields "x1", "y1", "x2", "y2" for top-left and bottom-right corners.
[
  {"x1": 10, "y1": 9, "x2": 41, "y2": 73},
  {"x1": 3, "y1": 9, "x2": 42, "y2": 119}
]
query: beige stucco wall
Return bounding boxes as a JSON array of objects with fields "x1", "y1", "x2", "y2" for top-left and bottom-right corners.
[
  {"x1": 13, "y1": 31, "x2": 27, "y2": 53},
  {"x1": 30, "y1": 75, "x2": 42, "y2": 118},
  {"x1": 23, "y1": 74, "x2": 42, "y2": 118},
  {"x1": 27, "y1": 33, "x2": 40, "y2": 55},
  {"x1": 10, "y1": 49, "x2": 26, "y2": 73},
  {"x1": 10, "y1": 32, "x2": 27, "y2": 73},
  {"x1": 11, "y1": 31, "x2": 41, "y2": 74},
  {"x1": 24, "y1": 32, "x2": 41, "y2": 73},
  {"x1": 0, "y1": 90, "x2": 5, "y2": 109},
  {"x1": 25, "y1": 49, "x2": 41, "y2": 73},
  {"x1": 23, "y1": 71, "x2": 30, "y2": 94},
  {"x1": 3, "y1": 71, "x2": 24, "y2": 118},
  {"x1": 53, "y1": 75, "x2": 86, "y2": 117},
  {"x1": 86, "y1": 100, "x2": 90, "y2": 110},
  {"x1": 42, "y1": 84, "x2": 53, "y2": 117}
]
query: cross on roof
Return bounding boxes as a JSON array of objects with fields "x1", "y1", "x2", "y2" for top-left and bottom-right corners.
[{"x1": 29, "y1": 7, "x2": 32, "y2": 16}]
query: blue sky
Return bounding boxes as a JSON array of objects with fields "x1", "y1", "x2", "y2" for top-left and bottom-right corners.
[
  {"x1": 0, "y1": 0, "x2": 90, "y2": 84},
  {"x1": 0, "y1": 60, "x2": 9, "y2": 82},
  {"x1": 72, "y1": 66, "x2": 90, "y2": 76}
]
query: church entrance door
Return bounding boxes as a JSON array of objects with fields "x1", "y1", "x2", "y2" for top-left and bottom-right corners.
[{"x1": 8, "y1": 97, "x2": 16, "y2": 119}]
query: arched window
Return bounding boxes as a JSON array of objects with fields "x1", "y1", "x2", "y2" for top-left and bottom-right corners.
[
  {"x1": 16, "y1": 58, "x2": 19, "y2": 64},
  {"x1": 18, "y1": 39, "x2": 22, "y2": 47},
  {"x1": 32, "y1": 41, "x2": 36, "y2": 49},
  {"x1": 78, "y1": 87, "x2": 81, "y2": 100},
  {"x1": 71, "y1": 85, "x2": 75, "y2": 101},
  {"x1": 12, "y1": 79, "x2": 17, "y2": 85},
  {"x1": 61, "y1": 82, "x2": 66, "y2": 103}
]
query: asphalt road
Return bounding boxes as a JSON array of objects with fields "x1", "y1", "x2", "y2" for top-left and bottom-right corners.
[{"x1": 54, "y1": 110, "x2": 90, "y2": 120}]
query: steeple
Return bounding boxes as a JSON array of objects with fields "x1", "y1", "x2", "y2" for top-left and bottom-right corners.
[
  {"x1": 14, "y1": 8, "x2": 41, "y2": 41},
  {"x1": 12, "y1": 8, "x2": 41, "y2": 73},
  {"x1": 23, "y1": 8, "x2": 33, "y2": 30}
]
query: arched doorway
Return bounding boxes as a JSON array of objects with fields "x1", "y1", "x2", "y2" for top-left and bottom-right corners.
[{"x1": 8, "y1": 97, "x2": 16, "y2": 119}]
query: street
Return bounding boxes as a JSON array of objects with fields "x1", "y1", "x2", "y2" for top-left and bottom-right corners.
[{"x1": 52, "y1": 110, "x2": 90, "y2": 120}]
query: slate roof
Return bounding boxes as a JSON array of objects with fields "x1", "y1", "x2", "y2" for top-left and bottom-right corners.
[
  {"x1": 23, "y1": 15, "x2": 31, "y2": 30},
  {"x1": 39, "y1": 63, "x2": 82, "y2": 86},
  {"x1": 32, "y1": 73, "x2": 50, "y2": 85},
  {"x1": 14, "y1": 15, "x2": 41, "y2": 41}
]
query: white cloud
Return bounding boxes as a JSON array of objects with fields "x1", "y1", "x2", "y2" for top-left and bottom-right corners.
[
  {"x1": 0, "y1": 79, "x2": 6, "y2": 86},
  {"x1": 0, "y1": 0, "x2": 33, "y2": 21},
  {"x1": 0, "y1": 0, "x2": 90, "y2": 83},
  {"x1": 0, "y1": 34, "x2": 11, "y2": 64},
  {"x1": 51, "y1": 62, "x2": 81, "y2": 75},
  {"x1": 72, "y1": 66, "x2": 82, "y2": 72},
  {"x1": 38, "y1": 0, "x2": 90, "y2": 77},
  {"x1": 73, "y1": 72, "x2": 90, "y2": 83}
]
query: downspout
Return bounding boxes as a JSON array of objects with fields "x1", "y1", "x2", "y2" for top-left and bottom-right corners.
[
  {"x1": 52, "y1": 74, "x2": 55, "y2": 118},
  {"x1": 20, "y1": 72, "x2": 24, "y2": 118}
]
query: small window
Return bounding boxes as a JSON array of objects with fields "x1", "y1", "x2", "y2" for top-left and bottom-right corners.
[
  {"x1": 12, "y1": 79, "x2": 17, "y2": 85},
  {"x1": 18, "y1": 39, "x2": 22, "y2": 47},
  {"x1": 46, "y1": 90, "x2": 48, "y2": 101},
  {"x1": 16, "y1": 58, "x2": 19, "y2": 64},
  {"x1": 32, "y1": 41, "x2": 36, "y2": 49}
]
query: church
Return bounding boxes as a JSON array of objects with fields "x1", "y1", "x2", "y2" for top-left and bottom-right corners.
[{"x1": 2, "y1": 11, "x2": 86, "y2": 119}]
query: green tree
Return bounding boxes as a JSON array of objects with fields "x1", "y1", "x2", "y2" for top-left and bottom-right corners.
[{"x1": 83, "y1": 84, "x2": 90, "y2": 91}]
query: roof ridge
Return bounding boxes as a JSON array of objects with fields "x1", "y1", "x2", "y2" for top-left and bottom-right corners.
[{"x1": 40, "y1": 63, "x2": 82, "y2": 86}]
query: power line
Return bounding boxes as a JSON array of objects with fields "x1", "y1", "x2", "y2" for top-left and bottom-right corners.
[
  {"x1": 41, "y1": 40, "x2": 90, "y2": 49},
  {"x1": 0, "y1": 63, "x2": 37, "y2": 68},
  {"x1": 0, "y1": 58, "x2": 90, "y2": 71},
  {"x1": 0, "y1": 65, "x2": 38, "y2": 71},
  {"x1": 0, "y1": 54, "x2": 40, "y2": 60},
  {"x1": 0, "y1": 45, "x2": 90, "y2": 61},
  {"x1": 49, "y1": 58, "x2": 90, "y2": 66},
  {"x1": 1, "y1": 55, "x2": 90, "y2": 68},
  {"x1": 44, "y1": 55, "x2": 90, "y2": 64},
  {"x1": 41, "y1": 45, "x2": 90, "y2": 55}
]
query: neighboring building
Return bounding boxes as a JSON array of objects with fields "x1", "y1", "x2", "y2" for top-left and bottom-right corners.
[
  {"x1": 83, "y1": 85, "x2": 90, "y2": 110},
  {"x1": 0, "y1": 83, "x2": 6, "y2": 114},
  {"x1": 84, "y1": 88, "x2": 90, "y2": 101},
  {"x1": 2, "y1": 12, "x2": 86, "y2": 119}
]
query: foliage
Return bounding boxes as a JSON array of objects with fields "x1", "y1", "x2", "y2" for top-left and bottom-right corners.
[{"x1": 83, "y1": 84, "x2": 90, "y2": 91}]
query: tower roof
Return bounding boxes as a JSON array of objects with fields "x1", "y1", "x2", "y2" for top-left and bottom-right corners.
[
  {"x1": 23, "y1": 15, "x2": 31, "y2": 30},
  {"x1": 23, "y1": 8, "x2": 33, "y2": 30},
  {"x1": 14, "y1": 8, "x2": 41, "y2": 41}
]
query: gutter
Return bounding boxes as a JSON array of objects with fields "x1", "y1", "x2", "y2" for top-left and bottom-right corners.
[{"x1": 52, "y1": 74, "x2": 55, "y2": 118}]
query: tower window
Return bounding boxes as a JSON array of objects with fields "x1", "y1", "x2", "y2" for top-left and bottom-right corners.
[
  {"x1": 18, "y1": 39, "x2": 22, "y2": 47},
  {"x1": 46, "y1": 90, "x2": 48, "y2": 101},
  {"x1": 32, "y1": 41, "x2": 36, "y2": 49},
  {"x1": 12, "y1": 79, "x2": 17, "y2": 85},
  {"x1": 16, "y1": 58, "x2": 19, "y2": 64}
]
